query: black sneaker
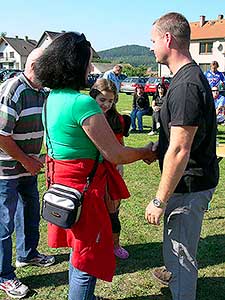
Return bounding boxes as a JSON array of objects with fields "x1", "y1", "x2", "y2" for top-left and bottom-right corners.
[
  {"x1": 16, "y1": 253, "x2": 55, "y2": 268},
  {"x1": 151, "y1": 266, "x2": 172, "y2": 286},
  {"x1": 130, "y1": 129, "x2": 137, "y2": 133}
]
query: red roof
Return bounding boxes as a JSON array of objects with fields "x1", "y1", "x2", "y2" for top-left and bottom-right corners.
[{"x1": 190, "y1": 17, "x2": 225, "y2": 40}]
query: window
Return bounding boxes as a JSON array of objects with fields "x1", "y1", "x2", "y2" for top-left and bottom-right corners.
[
  {"x1": 9, "y1": 52, "x2": 14, "y2": 58},
  {"x1": 0, "y1": 52, "x2": 3, "y2": 58},
  {"x1": 199, "y1": 63, "x2": 210, "y2": 73},
  {"x1": 199, "y1": 42, "x2": 213, "y2": 54}
]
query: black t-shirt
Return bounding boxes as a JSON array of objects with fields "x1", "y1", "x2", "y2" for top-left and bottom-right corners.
[
  {"x1": 133, "y1": 93, "x2": 149, "y2": 110},
  {"x1": 153, "y1": 94, "x2": 164, "y2": 107},
  {"x1": 159, "y1": 61, "x2": 219, "y2": 193}
]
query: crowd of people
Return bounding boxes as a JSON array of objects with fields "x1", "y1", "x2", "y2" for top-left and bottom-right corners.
[{"x1": 0, "y1": 11, "x2": 222, "y2": 300}]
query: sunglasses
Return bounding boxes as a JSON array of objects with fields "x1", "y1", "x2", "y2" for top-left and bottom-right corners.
[
  {"x1": 74, "y1": 32, "x2": 87, "y2": 44},
  {"x1": 56, "y1": 31, "x2": 88, "y2": 46},
  {"x1": 212, "y1": 90, "x2": 219, "y2": 92}
]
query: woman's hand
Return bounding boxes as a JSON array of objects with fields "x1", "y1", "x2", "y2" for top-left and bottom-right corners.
[{"x1": 154, "y1": 106, "x2": 161, "y2": 112}]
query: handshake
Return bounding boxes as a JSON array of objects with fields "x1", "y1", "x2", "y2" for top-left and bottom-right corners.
[{"x1": 143, "y1": 141, "x2": 159, "y2": 165}]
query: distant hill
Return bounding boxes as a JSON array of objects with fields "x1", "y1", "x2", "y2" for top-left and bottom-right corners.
[{"x1": 98, "y1": 45, "x2": 157, "y2": 69}]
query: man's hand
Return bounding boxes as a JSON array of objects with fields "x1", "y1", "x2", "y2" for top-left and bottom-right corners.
[
  {"x1": 145, "y1": 201, "x2": 165, "y2": 225},
  {"x1": 21, "y1": 155, "x2": 44, "y2": 176},
  {"x1": 0, "y1": 135, "x2": 44, "y2": 176},
  {"x1": 143, "y1": 142, "x2": 158, "y2": 164},
  {"x1": 143, "y1": 141, "x2": 159, "y2": 164}
]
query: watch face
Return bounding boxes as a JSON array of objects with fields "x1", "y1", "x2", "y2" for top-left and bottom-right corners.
[{"x1": 153, "y1": 199, "x2": 161, "y2": 207}]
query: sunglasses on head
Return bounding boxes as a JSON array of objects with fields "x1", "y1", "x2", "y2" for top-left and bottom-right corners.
[
  {"x1": 74, "y1": 32, "x2": 87, "y2": 44},
  {"x1": 57, "y1": 31, "x2": 88, "y2": 46}
]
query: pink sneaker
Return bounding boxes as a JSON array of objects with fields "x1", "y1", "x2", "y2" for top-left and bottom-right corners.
[{"x1": 114, "y1": 246, "x2": 129, "y2": 259}]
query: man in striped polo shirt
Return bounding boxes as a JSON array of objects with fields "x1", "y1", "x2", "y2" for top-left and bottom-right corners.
[{"x1": 0, "y1": 49, "x2": 55, "y2": 299}]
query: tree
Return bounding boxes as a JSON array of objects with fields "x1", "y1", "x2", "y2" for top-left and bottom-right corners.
[
  {"x1": 0, "y1": 32, "x2": 7, "y2": 37},
  {"x1": 123, "y1": 65, "x2": 148, "y2": 77}
]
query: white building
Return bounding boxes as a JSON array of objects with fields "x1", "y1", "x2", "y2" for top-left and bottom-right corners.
[
  {"x1": 36, "y1": 31, "x2": 99, "y2": 59},
  {"x1": 0, "y1": 36, "x2": 36, "y2": 70}
]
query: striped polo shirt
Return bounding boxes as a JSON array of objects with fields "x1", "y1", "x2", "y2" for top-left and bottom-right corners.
[{"x1": 0, "y1": 73, "x2": 47, "y2": 179}]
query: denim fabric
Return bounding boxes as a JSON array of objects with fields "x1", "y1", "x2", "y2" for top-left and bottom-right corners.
[
  {"x1": 0, "y1": 176, "x2": 40, "y2": 282},
  {"x1": 130, "y1": 108, "x2": 149, "y2": 131},
  {"x1": 69, "y1": 253, "x2": 97, "y2": 300},
  {"x1": 163, "y1": 188, "x2": 215, "y2": 300}
]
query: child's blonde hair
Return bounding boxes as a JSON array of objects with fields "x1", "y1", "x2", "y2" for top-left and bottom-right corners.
[{"x1": 90, "y1": 78, "x2": 118, "y2": 101}]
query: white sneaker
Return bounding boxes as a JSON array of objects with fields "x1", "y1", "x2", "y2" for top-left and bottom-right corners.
[
  {"x1": 148, "y1": 131, "x2": 156, "y2": 136},
  {"x1": 0, "y1": 278, "x2": 29, "y2": 299},
  {"x1": 16, "y1": 253, "x2": 55, "y2": 268}
]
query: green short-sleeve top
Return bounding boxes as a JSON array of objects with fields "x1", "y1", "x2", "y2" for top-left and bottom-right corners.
[{"x1": 43, "y1": 89, "x2": 102, "y2": 160}]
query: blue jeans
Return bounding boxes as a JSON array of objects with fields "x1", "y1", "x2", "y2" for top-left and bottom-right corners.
[
  {"x1": 130, "y1": 108, "x2": 149, "y2": 131},
  {"x1": 163, "y1": 188, "x2": 215, "y2": 300},
  {"x1": 69, "y1": 253, "x2": 97, "y2": 300},
  {"x1": 0, "y1": 176, "x2": 40, "y2": 282}
]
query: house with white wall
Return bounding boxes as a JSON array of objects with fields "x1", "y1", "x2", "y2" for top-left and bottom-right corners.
[
  {"x1": 159, "y1": 14, "x2": 225, "y2": 76},
  {"x1": 36, "y1": 31, "x2": 61, "y2": 49},
  {"x1": 36, "y1": 30, "x2": 100, "y2": 59},
  {"x1": 0, "y1": 36, "x2": 36, "y2": 70},
  {"x1": 91, "y1": 62, "x2": 115, "y2": 74}
]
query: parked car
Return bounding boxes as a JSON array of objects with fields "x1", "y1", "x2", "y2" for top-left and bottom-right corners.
[
  {"x1": 120, "y1": 77, "x2": 148, "y2": 94},
  {"x1": 0, "y1": 69, "x2": 11, "y2": 81},
  {"x1": 3, "y1": 69, "x2": 22, "y2": 81},
  {"x1": 144, "y1": 76, "x2": 172, "y2": 95},
  {"x1": 87, "y1": 73, "x2": 100, "y2": 87}
]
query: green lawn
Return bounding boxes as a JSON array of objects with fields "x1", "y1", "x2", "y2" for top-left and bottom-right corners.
[{"x1": 5, "y1": 93, "x2": 225, "y2": 300}]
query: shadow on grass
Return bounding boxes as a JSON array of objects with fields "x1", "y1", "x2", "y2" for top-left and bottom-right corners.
[
  {"x1": 204, "y1": 215, "x2": 225, "y2": 220},
  {"x1": 197, "y1": 276, "x2": 225, "y2": 300},
  {"x1": 54, "y1": 253, "x2": 70, "y2": 264},
  {"x1": 118, "y1": 296, "x2": 167, "y2": 300},
  {"x1": 22, "y1": 270, "x2": 68, "y2": 289},
  {"x1": 115, "y1": 242, "x2": 163, "y2": 275},
  {"x1": 117, "y1": 287, "x2": 170, "y2": 300},
  {"x1": 18, "y1": 236, "x2": 225, "y2": 294},
  {"x1": 118, "y1": 277, "x2": 225, "y2": 300},
  {"x1": 198, "y1": 234, "x2": 225, "y2": 268},
  {"x1": 129, "y1": 129, "x2": 152, "y2": 134},
  {"x1": 116, "y1": 234, "x2": 225, "y2": 276}
]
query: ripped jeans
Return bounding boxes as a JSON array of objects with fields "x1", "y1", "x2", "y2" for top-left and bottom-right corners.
[{"x1": 163, "y1": 188, "x2": 215, "y2": 300}]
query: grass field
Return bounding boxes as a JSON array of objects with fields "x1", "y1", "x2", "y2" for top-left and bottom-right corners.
[{"x1": 4, "y1": 92, "x2": 225, "y2": 300}]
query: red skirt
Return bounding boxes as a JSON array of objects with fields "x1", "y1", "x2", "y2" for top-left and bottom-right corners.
[{"x1": 46, "y1": 157, "x2": 130, "y2": 282}]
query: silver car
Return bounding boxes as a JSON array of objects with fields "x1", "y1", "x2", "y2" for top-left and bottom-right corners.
[{"x1": 120, "y1": 77, "x2": 147, "y2": 94}]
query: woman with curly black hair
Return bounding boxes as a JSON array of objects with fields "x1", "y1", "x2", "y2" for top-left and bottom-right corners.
[{"x1": 34, "y1": 32, "x2": 157, "y2": 300}]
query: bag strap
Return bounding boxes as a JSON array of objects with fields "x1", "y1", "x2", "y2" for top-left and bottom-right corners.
[
  {"x1": 43, "y1": 101, "x2": 54, "y2": 159},
  {"x1": 82, "y1": 151, "x2": 100, "y2": 193},
  {"x1": 43, "y1": 101, "x2": 100, "y2": 192}
]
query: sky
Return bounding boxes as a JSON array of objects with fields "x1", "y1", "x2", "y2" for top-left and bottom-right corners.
[{"x1": 1, "y1": 0, "x2": 224, "y2": 51}]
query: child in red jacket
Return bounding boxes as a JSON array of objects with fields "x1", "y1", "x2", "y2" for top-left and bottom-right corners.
[{"x1": 90, "y1": 78, "x2": 131, "y2": 259}]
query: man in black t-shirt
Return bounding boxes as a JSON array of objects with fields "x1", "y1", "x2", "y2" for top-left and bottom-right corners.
[{"x1": 145, "y1": 12, "x2": 219, "y2": 300}]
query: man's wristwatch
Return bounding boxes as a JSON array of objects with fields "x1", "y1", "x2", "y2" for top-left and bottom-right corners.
[{"x1": 152, "y1": 198, "x2": 166, "y2": 208}]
